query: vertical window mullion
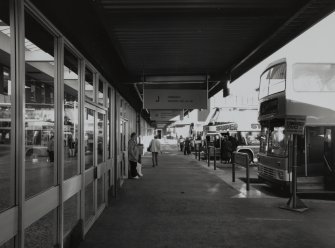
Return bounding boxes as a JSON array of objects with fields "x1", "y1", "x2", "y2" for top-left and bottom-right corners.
[
  {"x1": 13, "y1": 0, "x2": 26, "y2": 246},
  {"x1": 56, "y1": 36, "x2": 64, "y2": 248},
  {"x1": 79, "y1": 59, "x2": 85, "y2": 238}
]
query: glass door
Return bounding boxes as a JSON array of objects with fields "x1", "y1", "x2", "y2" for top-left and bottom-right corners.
[
  {"x1": 306, "y1": 127, "x2": 324, "y2": 176},
  {"x1": 324, "y1": 127, "x2": 335, "y2": 173},
  {"x1": 120, "y1": 118, "x2": 129, "y2": 179},
  {"x1": 83, "y1": 105, "x2": 106, "y2": 231},
  {"x1": 96, "y1": 112, "x2": 105, "y2": 211},
  {"x1": 84, "y1": 106, "x2": 95, "y2": 226}
]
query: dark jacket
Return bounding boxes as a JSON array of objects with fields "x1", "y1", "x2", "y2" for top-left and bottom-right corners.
[{"x1": 221, "y1": 139, "x2": 233, "y2": 159}]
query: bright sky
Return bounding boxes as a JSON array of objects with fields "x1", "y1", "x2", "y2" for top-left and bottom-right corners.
[{"x1": 221, "y1": 10, "x2": 335, "y2": 97}]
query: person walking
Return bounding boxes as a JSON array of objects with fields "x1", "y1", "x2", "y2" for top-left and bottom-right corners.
[
  {"x1": 184, "y1": 137, "x2": 191, "y2": 155},
  {"x1": 128, "y1": 132, "x2": 140, "y2": 179},
  {"x1": 178, "y1": 135, "x2": 185, "y2": 151},
  {"x1": 150, "y1": 135, "x2": 161, "y2": 167}
]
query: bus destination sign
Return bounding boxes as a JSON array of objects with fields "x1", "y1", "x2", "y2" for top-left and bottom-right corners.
[{"x1": 285, "y1": 116, "x2": 306, "y2": 135}]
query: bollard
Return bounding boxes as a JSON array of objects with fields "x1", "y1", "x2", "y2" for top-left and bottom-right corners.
[
  {"x1": 232, "y1": 153, "x2": 235, "y2": 182},
  {"x1": 207, "y1": 146, "x2": 210, "y2": 167},
  {"x1": 213, "y1": 147, "x2": 216, "y2": 170},
  {"x1": 220, "y1": 148, "x2": 222, "y2": 164},
  {"x1": 246, "y1": 157, "x2": 250, "y2": 191},
  {"x1": 198, "y1": 144, "x2": 201, "y2": 161}
]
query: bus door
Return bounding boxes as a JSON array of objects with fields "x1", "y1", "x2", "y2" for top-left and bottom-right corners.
[
  {"x1": 306, "y1": 127, "x2": 325, "y2": 176},
  {"x1": 324, "y1": 127, "x2": 335, "y2": 189}
]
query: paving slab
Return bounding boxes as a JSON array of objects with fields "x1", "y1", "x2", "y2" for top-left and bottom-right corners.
[{"x1": 78, "y1": 144, "x2": 335, "y2": 248}]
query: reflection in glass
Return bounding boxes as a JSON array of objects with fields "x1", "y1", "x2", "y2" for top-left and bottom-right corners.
[
  {"x1": 269, "y1": 126, "x2": 287, "y2": 156},
  {"x1": 0, "y1": 0, "x2": 14, "y2": 212},
  {"x1": 259, "y1": 63, "x2": 286, "y2": 98},
  {"x1": 85, "y1": 68, "x2": 94, "y2": 102},
  {"x1": 0, "y1": 238, "x2": 15, "y2": 248},
  {"x1": 24, "y1": 11, "x2": 55, "y2": 199},
  {"x1": 97, "y1": 113, "x2": 104, "y2": 164},
  {"x1": 25, "y1": 209, "x2": 57, "y2": 248},
  {"x1": 84, "y1": 108, "x2": 94, "y2": 170},
  {"x1": 64, "y1": 47, "x2": 79, "y2": 180},
  {"x1": 259, "y1": 126, "x2": 269, "y2": 154},
  {"x1": 97, "y1": 177, "x2": 104, "y2": 208},
  {"x1": 107, "y1": 88, "x2": 111, "y2": 159},
  {"x1": 293, "y1": 63, "x2": 335, "y2": 91},
  {"x1": 63, "y1": 193, "x2": 79, "y2": 235},
  {"x1": 85, "y1": 182, "x2": 94, "y2": 223},
  {"x1": 98, "y1": 80, "x2": 104, "y2": 106},
  {"x1": 268, "y1": 63, "x2": 286, "y2": 95},
  {"x1": 240, "y1": 131, "x2": 260, "y2": 146}
]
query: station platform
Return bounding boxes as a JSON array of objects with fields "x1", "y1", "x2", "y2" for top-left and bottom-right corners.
[{"x1": 79, "y1": 143, "x2": 335, "y2": 248}]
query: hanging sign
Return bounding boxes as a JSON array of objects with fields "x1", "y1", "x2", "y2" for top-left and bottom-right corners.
[
  {"x1": 150, "y1": 110, "x2": 180, "y2": 121},
  {"x1": 143, "y1": 89, "x2": 207, "y2": 109},
  {"x1": 285, "y1": 116, "x2": 306, "y2": 135}
]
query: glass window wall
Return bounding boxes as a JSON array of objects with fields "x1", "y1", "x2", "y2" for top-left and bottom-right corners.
[
  {"x1": 0, "y1": 0, "x2": 14, "y2": 212},
  {"x1": 24, "y1": 209, "x2": 57, "y2": 248},
  {"x1": 84, "y1": 182, "x2": 94, "y2": 223},
  {"x1": 63, "y1": 193, "x2": 80, "y2": 236},
  {"x1": 0, "y1": 238, "x2": 15, "y2": 248},
  {"x1": 97, "y1": 112, "x2": 104, "y2": 164},
  {"x1": 98, "y1": 80, "x2": 103, "y2": 106},
  {"x1": 64, "y1": 47, "x2": 79, "y2": 180},
  {"x1": 24, "y1": 10, "x2": 56, "y2": 199},
  {"x1": 97, "y1": 177, "x2": 104, "y2": 209},
  {"x1": 107, "y1": 88, "x2": 111, "y2": 159},
  {"x1": 84, "y1": 108, "x2": 94, "y2": 170},
  {"x1": 84, "y1": 68, "x2": 94, "y2": 102}
]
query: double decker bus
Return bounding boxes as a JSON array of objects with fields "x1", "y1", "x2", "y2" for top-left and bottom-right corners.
[{"x1": 257, "y1": 57, "x2": 335, "y2": 191}]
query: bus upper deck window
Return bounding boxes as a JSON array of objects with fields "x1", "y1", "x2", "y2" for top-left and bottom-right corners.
[{"x1": 293, "y1": 63, "x2": 335, "y2": 91}]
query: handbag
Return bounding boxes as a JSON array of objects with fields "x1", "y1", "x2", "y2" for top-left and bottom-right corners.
[
  {"x1": 137, "y1": 162, "x2": 143, "y2": 177},
  {"x1": 147, "y1": 144, "x2": 151, "y2": 152}
]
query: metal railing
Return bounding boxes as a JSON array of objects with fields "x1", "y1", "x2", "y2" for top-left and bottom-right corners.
[{"x1": 232, "y1": 152, "x2": 250, "y2": 190}]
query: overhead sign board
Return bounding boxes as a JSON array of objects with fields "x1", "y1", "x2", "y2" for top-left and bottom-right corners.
[
  {"x1": 285, "y1": 116, "x2": 306, "y2": 135},
  {"x1": 150, "y1": 110, "x2": 180, "y2": 121},
  {"x1": 143, "y1": 89, "x2": 207, "y2": 109}
]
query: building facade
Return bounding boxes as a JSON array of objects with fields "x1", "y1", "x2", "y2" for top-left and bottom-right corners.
[{"x1": 0, "y1": 1, "x2": 151, "y2": 247}]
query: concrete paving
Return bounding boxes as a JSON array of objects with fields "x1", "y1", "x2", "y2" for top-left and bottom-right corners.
[{"x1": 78, "y1": 144, "x2": 335, "y2": 248}]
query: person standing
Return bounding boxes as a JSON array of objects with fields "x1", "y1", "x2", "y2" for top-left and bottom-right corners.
[
  {"x1": 47, "y1": 136, "x2": 54, "y2": 163},
  {"x1": 150, "y1": 135, "x2": 161, "y2": 167},
  {"x1": 221, "y1": 135, "x2": 233, "y2": 163},
  {"x1": 128, "y1": 132, "x2": 140, "y2": 179},
  {"x1": 229, "y1": 135, "x2": 238, "y2": 152},
  {"x1": 228, "y1": 135, "x2": 238, "y2": 163},
  {"x1": 68, "y1": 134, "x2": 75, "y2": 157}
]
